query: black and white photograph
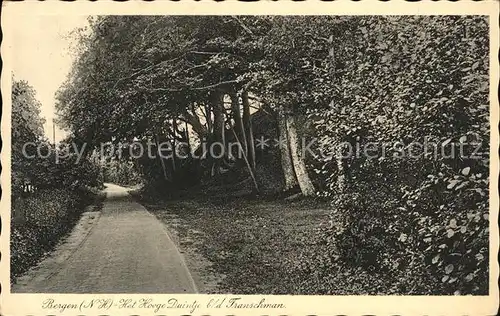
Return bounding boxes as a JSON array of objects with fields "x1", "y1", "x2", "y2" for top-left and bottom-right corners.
[{"x1": 1, "y1": 2, "x2": 498, "y2": 316}]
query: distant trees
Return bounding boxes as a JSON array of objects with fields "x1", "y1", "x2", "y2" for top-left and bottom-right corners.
[
  {"x1": 56, "y1": 15, "x2": 490, "y2": 203},
  {"x1": 55, "y1": 16, "x2": 318, "y2": 195}
]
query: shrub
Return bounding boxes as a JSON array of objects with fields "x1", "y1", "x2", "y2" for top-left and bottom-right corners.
[{"x1": 10, "y1": 188, "x2": 98, "y2": 280}]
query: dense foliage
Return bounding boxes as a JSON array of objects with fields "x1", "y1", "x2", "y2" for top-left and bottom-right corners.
[
  {"x1": 11, "y1": 79, "x2": 46, "y2": 197},
  {"x1": 12, "y1": 78, "x2": 103, "y2": 197},
  {"x1": 11, "y1": 187, "x2": 101, "y2": 280},
  {"x1": 103, "y1": 159, "x2": 142, "y2": 186},
  {"x1": 11, "y1": 78, "x2": 103, "y2": 280},
  {"x1": 309, "y1": 16, "x2": 489, "y2": 295}
]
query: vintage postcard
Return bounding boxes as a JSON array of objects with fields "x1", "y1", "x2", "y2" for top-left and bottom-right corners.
[{"x1": 1, "y1": 1, "x2": 498, "y2": 315}]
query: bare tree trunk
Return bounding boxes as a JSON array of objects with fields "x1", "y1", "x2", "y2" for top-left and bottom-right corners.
[
  {"x1": 178, "y1": 103, "x2": 208, "y2": 140},
  {"x1": 286, "y1": 111, "x2": 315, "y2": 196},
  {"x1": 277, "y1": 104, "x2": 299, "y2": 191},
  {"x1": 221, "y1": 109, "x2": 226, "y2": 154},
  {"x1": 230, "y1": 92, "x2": 247, "y2": 157},
  {"x1": 154, "y1": 133, "x2": 169, "y2": 181},
  {"x1": 212, "y1": 93, "x2": 224, "y2": 145},
  {"x1": 242, "y1": 91, "x2": 255, "y2": 170},
  {"x1": 205, "y1": 103, "x2": 213, "y2": 135}
]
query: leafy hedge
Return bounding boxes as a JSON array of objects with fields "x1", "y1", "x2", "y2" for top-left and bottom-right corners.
[
  {"x1": 10, "y1": 187, "x2": 100, "y2": 281},
  {"x1": 11, "y1": 78, "x2": 105, "y2": 282}
]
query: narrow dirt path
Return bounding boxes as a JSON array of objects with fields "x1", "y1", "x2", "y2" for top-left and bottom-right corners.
[{"x1": 12, "y1": 183, "x2": 198, "y2": 293}]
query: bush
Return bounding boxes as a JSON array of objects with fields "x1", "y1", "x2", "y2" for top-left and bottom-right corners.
[
  {"x1": 21, "y1": 189, "x2": 76, "y2": 227},
  {"x1": 304, "y1": 16, "x2": 489, "y2": 295},
  {"x1": 103, "y1": 159, "x2": 142, "y2": 186}
]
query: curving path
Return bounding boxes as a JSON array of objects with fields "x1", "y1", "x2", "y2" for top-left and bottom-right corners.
[{"x1": 12, "y1": 183, "x2": 198, "y2": 293}]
